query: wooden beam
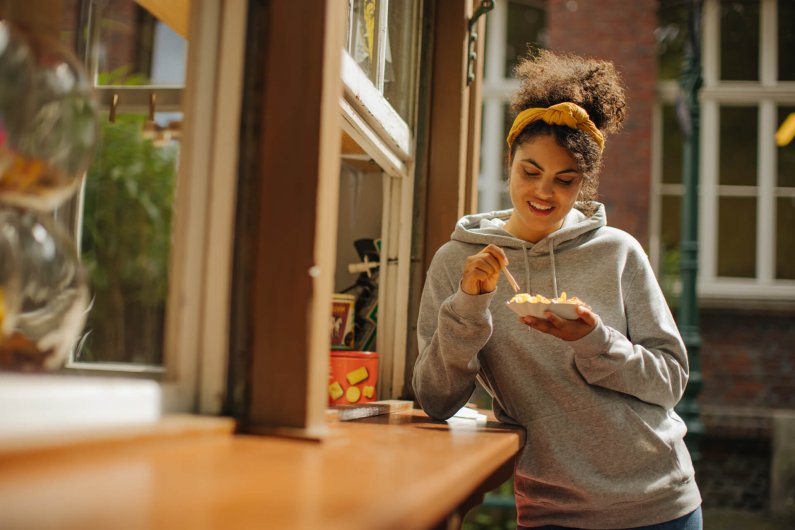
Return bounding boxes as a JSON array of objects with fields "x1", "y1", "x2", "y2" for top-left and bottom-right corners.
[
  {"x1": 135, "y1": 0, "x2": 190, "y2": 38},
  {"x1": 246, "y1": 0, "x2": 344, "y2": 436}
]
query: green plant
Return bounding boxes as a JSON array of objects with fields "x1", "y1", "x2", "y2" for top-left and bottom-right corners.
[{"x1": 78, "y1": 114, "x2": 177, "y2": 364}]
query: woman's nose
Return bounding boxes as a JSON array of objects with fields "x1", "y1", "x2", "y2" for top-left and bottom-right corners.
[{"x1": 535, "y1": 176, "x2": 554, "y2": 198}]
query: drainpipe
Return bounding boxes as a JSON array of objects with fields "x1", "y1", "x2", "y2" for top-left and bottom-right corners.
[{"x1": 675, "y1": 0, "x2": 704, "y2": 461}]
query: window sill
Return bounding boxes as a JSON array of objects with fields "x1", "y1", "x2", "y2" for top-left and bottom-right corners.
[{"x1": 0, "y1": 373, "x2": 162, "y2": 451}]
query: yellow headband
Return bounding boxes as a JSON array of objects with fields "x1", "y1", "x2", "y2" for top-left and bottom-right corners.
[{"x1": 506, "y1": 102, "x2": 605, "y2": 153}]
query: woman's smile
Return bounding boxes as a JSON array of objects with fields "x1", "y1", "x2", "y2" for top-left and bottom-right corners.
[{"x1": 528, "y1": 200, "x2": 555, "y2": 215}]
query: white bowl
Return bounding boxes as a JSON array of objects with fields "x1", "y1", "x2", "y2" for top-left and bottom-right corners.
[{"x1": 506, "y1": 299, "x2": 581, "y2": 320}]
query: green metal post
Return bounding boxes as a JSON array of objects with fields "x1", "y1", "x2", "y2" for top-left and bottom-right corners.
[{"x1": 675, "y1": 0, "x2": 704, "y2": 461}]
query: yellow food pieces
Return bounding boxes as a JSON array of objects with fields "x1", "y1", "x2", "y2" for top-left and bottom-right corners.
[
  {"x1": 346, "y1": 386, "x2": 361, "y2": 403},
  {"x1": 510, "y1": 293, "x2": 550, "y2": 304},
  {"x1": 510, "y1": 291, "x2": 588, "y2": 307},
  {"x1": 346, "y1": 366, "x2": 369, "y2": 385},
  {"x1": 362, "y1": 385, "x2": 375, "y2": 399},
  {"x1": 328, "y1": 381, "x2": 344, "y2": 401}
]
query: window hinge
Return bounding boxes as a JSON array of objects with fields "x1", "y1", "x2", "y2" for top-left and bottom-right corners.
[{"x1": 467, "y1": 0, "x2": 495, "y2": 85}]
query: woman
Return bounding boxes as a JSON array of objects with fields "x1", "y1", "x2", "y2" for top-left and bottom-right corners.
[{"x1": 412, "y1": 50, "x2": 702, "y2": 529}]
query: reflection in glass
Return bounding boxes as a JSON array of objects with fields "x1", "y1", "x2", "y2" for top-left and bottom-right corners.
[
  {"x1": 777, "y1": 106, "x2": 795, "y2": 188},
  {"x1": 95, "y1": 2, "x2": 187, "y2": 86},
  {"x1": 779, "y1": 0, "x2": 795, "y2": 81},
  {"x1": 505, "y1": 0, "x2": 546, "y2": 77},
  {"x1": 662, "y1": 105, "x2": 683, "y2": 184},
  {"x1": 720, "y1": 106, "x2": 757, "y2": 186},
  {"x1": 656, "y1": 0, "x2": 689, "y2": 81},
  {"x1": 384, "y1": 0, "x2": 420, "y2": 126},
  {"x1": 346, "y1": 0, "x2": 376, "y2": 83},
  {"x1": 720, "y1": 0, "x2": 759, "y2": 81},
  {"x1": 776, "y1": 197, "x2": 795, "y2": 279},
  {"x1": 718, "y1": 196, "x2": 756, "y2": 278}
]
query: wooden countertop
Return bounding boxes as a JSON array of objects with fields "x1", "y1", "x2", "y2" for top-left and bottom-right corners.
[{"x1": 0, "y1": 409, "x2": 522, "y2": 530}]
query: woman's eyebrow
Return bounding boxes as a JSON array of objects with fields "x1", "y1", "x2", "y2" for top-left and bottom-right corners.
[{"x1": 520, "y1": 158, "x2": 579, "y2": 175}]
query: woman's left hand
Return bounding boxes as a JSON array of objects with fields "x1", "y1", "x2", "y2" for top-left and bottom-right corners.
[{"x1": 521, "y1": 304, "x2": 598, "y2": 341}]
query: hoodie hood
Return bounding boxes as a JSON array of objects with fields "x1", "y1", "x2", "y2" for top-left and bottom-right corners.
[
  {"x1": 450, "y1": 202, "x2": 607, "y2": 297},
  {"x1": 451, "y1": 202, "x2": 606, "y2": 255}
]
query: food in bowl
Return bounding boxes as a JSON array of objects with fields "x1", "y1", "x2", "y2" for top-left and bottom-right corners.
[{"x1": 506, "y1": 291, "x2": 590, "y2": 320}]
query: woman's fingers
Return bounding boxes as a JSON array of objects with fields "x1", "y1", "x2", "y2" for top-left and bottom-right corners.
[{"x1": 461, "y1": 245, "x2": 510, "y2": 295}]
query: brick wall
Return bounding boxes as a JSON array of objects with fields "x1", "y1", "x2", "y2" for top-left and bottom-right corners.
[
  {"x1": 547, "y1": 0, "x2": 658, "y2": 246},
  {"x1": 700, "y1": 310, "x2": 795, "y2": 410}
]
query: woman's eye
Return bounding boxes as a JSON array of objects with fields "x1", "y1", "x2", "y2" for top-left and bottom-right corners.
[
  {"x1": 556, "y1": 178, "x2": 574, "y2": 186},
  {"x1": 523, "y1": 170, "x2": 540, "y2": 178}
]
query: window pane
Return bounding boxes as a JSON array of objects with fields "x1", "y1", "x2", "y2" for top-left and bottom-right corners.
[
  {"x1": 720, "y1": 0, "x2": 759, "y2": 81},
  {"x1": 384, "y1": 0, "x2": 420, "y2": 126},
  {"x1": 76, "y1": 113, "x2": 179, "y2": 365},
  {"x1": 778, "y1": 106, "x2": 795, "y2": 187},
  {"x1": 661, "y1": 194, "x2": 682, "y2": 254},
  {"x1": 718, "y1": 196, "x2": 757, "y2": 277},
  {"x1": 657, "y1": 0, "x2": 690, "y2": 81},
  {"x1": 776, "y1": 197, "x2": 795, "y2": 279},
  {"x1": 662, "y1": 104, "x2": 684, "y2": 184},
  {"x1": 660, "y1": 194, "x2": 682, "y2": 296},
  {"x1": 505, "y1": 0, "x2": 546, "y2": 77},
  {"x1": 346, "y1": 0, "x2": 377, "y2": 83},
  {"x1": 96, "y1": 2, "x2": 188, "y2": 86},
  {"x1": 779, "y1": 0, "x2": 795, "y2": 81},
  {"x1": 720, "y1": 106, "x2": 758, "y2": 186}
]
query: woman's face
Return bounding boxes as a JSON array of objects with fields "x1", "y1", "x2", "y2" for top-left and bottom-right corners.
[{"x1": 504, "y1": 134, "x2": 584, "y2": 243}]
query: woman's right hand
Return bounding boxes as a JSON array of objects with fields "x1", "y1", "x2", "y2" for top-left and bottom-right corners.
[{"x1": 461, "y1": 244, "x2": 509, "y2": 295}]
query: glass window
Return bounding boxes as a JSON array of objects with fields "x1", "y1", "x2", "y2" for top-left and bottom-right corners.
[
  {"x1": 77, "y1": 111, "x2": 179, "y2": 365},
  {"x1": 778, "y1": 0, "x2": 795, "y2": 81},
  {"x1": 718, "y1": 196, "x2": 757, "y2": 277},
  {"x1": 776, "y1": 197, "x2": 795, "y2": 279},
  {"x1": 656, "y1": 0, "x2": 690, "y2": 81},
  {"x1": 383, "y1": 0, "x2": 420, "y2": 126},
  {"x1": 778, "y1": 106, "x2": 795, "y2": 188},
  {"x1": 661, "y1": 194, "x2": 682, "y2": 258},
  {"x1": 720, "y1": 0, "x2": 759, "y2": 81},
  {"x1": 94, "y1": 5, "x2": 187, "y2": 86},
  {"x1": 68, "y1": 1, "x2": 187, "y2": 366},
  {"x1": 662, "y1": 104, "x2": 684, "y2": 184},
  {"x1": 720, "y1": 106, "x2": 758, "y2": 186},
  {"x1": 345, "y1": 0, "x2": 419, "y2": 127},
  {"x1": 346, "y1": 0, "x2": 376, "y2": 84},
  {"x1": 505, "y1": 0, "x2": 546, "y2": 77}
]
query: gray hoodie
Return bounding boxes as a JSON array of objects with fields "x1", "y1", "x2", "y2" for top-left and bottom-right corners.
[{"x1": 413, "y1": 203, "x2": 701, "y2": 529}]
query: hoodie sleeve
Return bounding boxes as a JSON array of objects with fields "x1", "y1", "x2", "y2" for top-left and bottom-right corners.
[
  {"x1": 412, "y1": 246, "x2": 496, "y2": 420},
  {"x1": 569, "y1": 251, "x2": 689, "y2": 410}
]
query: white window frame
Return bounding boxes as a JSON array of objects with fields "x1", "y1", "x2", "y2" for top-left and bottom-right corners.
[
  {"x1": 337, "y1": 2, "x2": 421, "y2": 399},
  {"x1": 60, "y1": 0, "x2": 247, "y2": 414},
  {"x1": 652, "y1": 0, "x2": 795, "y2": 303}
]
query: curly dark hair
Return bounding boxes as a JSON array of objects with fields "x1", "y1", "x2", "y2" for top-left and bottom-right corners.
[{"x1": 508, "y1": 49, "x2": 627, "y2": 212}]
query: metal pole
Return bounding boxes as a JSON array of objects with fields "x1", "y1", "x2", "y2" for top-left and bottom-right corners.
[{"x1": 675, "y1": 0, "x2": 704, "y2": 461}]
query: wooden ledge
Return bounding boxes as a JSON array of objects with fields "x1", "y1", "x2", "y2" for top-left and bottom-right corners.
[
  {"x1": 0, "y1": 414, "x2": 236, "y2": 460},
  {"x1": 0, "y1": 408, "x2": 522, "y2": 530}
]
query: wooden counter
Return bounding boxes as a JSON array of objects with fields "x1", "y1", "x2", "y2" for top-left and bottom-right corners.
[{"x1": 0, "y1": 408, "x2": 522, "y2": 530}]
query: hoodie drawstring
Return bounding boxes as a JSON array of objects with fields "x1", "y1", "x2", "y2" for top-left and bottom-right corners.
[
  {"x1": 549, "y1": 239, "x2": 558, "y2": 298},
  {"x1": 521, "y1": 243, "x2": 530, "y2": 291}
]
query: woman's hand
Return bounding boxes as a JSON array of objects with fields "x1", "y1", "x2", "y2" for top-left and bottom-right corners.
[
  {"x1": 461, "y1": 244, "x2": 509, "y2": 295},
  {"x1": 521, "y1": 304, "x2": 598, "y2": 341}
]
